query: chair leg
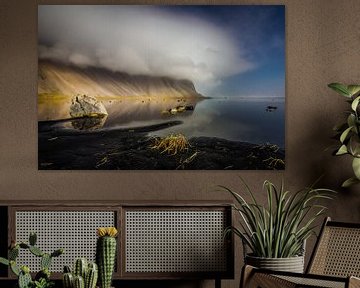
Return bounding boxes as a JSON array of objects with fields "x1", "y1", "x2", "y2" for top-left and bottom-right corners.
[{"x1": 215, "y1": 278, "x2": 221, "y2": 288}]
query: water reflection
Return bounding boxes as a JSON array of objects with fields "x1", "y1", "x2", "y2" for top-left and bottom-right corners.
[
  {"x1": 38, "y1": 95, "x2": 203, "y2": 130},
  {"x1": 82, "y1": 97, "x2": 285, "y2": 147},
  {"x1": 38, "y1": 95, "x2": 284, "y2": 147},
  {"x1": 102, "y1": 97, "x2": 200, "y2": 128},
  {"x1": 150, "y1": 98, "x2": 285, "y2": 148},
  {"x1": 70, "y1": 115, "x2": 108, "y2": 130}
]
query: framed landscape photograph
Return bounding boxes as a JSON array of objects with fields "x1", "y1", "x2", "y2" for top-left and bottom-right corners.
[{"x1": 38, "y1": 5, "x2": 285, "y2": 170}]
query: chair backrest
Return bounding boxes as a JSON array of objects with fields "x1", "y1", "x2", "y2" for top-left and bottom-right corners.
[{"x1": 307, "y1": 217, "x2": 360, "y2": 277}]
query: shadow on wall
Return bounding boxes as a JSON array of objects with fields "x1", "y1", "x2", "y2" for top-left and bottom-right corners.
[
  {"x1": 295, "y1": 99, "x2": 352, "y2": 191},
  {"x1": 286, "y1": 103, "x2": 360, "y2": 267}
]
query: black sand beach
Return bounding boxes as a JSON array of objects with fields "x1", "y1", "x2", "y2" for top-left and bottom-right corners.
[{"x1": 38, "y1": 120, "x2": 285, "y2": 170}]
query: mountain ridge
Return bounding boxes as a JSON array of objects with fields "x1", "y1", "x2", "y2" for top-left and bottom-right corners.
[{"x1": 38, "y1": 60, "x2": 203, "y2": 98}]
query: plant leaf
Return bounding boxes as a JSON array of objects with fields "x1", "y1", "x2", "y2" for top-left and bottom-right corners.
[
  {"x1": 342, "y1": 177, "x2": 360, "y2": 188},
  {"x1": 352, "y1": 157, "x2": 360, "y2": 179},
  {"x1": 351, "y1": 96, "x2": 360, "y2": 111},
  {"x1": 340, "y1": 126, "x2": 353, "y2": 143},
  {"x1": 333, "y1": 122, "x2": 348, "y2": 132},
  {"x1": 10, "y1": 261, "x2": 20, "y2": 276},
  {"x1": 349, "y1": 135, "x2": 360, "y2": 157},
  {"x1": 347, "y1": 114, "x2": 356, "y2": 128},
  {"x1": 336, "y1": 145, "x2": 348, "y2": 155},
  {"x1": 0, "y1": 257, "x2": 9, "y2": 266},
  {"x1": 328, "y1": 83, "x2": 350, "y2": 97},
  {"x1": 221, "y1": 179, "x2": 335, "y2": 258},
  {"x1": 347, "y1": 85, "x2": 360, "y2": 97}
]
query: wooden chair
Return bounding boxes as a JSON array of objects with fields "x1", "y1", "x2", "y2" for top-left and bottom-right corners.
[{"x1": 241, "y1": 217, "x2": 360, "y2": 288}]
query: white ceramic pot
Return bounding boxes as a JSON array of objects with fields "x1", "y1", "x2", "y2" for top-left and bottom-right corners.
[{"x1": 245, "y1": 254, "x2": 305, "y2": 273}]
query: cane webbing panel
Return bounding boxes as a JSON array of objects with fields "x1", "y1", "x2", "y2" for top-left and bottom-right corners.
[
  {"x1": 125, "y1": 210, "x2": 227, "y2": 273},
  {"x1": 309, "y1": 226, "x2": 360, "y2": 277},
  {"x1": 15, "y1": 211, "x2": 115, "y2": 272},
  {"x1": 249, "y1": 273, "x2": 297, "y2": 288},
  {"x1": 276, "y1": 275, "x2": 345, "y2": 288}
]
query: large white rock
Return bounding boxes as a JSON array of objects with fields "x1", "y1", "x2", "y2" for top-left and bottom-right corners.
[{"x1": 69, "y1": 94, "x2": 108, "y2": 118}]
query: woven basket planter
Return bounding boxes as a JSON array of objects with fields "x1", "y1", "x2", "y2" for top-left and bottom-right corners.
[{"x1": 245, "y1": 254, "x2": 305, "y2": 273}]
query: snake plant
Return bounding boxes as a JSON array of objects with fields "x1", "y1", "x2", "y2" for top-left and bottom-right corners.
[{"x1": 221, "y1": 178, "x2": 335, "y2": 258}]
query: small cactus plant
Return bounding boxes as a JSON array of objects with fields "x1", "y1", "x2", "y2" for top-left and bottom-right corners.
[
  {"x1": 0, "y1": 232, "x2": 63, "y2": 288},
  {"x1": 96, "y1": 227, "x2": 118, "y2": 288},
  {"x1": 73, "y1": 275, "x2": 85, "y2": 288},
  {"x1": 85, "y1": 262, "x2": 98, "y2": 288},
  {"x1": 62, "y1": 266, "x2": 74, "y2": 288},
  {"x1": 62, "y1": 259, "x2": 98, "y2": 288},
  {"x1": 74, "y1": 258, "x2": 88, "y2": 280}
]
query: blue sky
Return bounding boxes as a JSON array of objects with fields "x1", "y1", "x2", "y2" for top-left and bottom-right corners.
[{"x1": 160, "y1": 5, "x2": 285, "y2": 98}]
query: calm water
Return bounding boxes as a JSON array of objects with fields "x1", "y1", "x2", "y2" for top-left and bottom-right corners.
[
  {"x1": 40, "y1": 96, "x2": 285, "y2": 148},
  {"x1": 150, "y1": 98, "x2": 285, "y2": 148},
  {"x1": 103, "y1": 97, "x2": 285, "y2": 148}
]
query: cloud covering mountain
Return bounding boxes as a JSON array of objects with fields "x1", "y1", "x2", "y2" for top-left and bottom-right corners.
[
  {"x1": 38, "y1": 60, "x2": 202, "y2": 98},
  {"x1": 38, "y1": 5, "x2": 254, "y2": 91}
]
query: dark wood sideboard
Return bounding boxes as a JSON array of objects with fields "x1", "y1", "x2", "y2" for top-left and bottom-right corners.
[{"x1": 0, "y1": 201, "x2": 234, "y2": 288}]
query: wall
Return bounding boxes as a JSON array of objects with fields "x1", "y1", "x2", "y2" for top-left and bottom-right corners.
[{"x1": 1, "y1": 0, "x2": 360, "y2": 287}]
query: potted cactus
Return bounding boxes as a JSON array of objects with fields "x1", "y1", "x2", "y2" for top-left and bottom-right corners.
[
  {"x1": 96, "y1": 227, "x2": 118, "y2": 288},
  {"x1": 0, "y1": 232, "x2": 64, "y2": 288},
  {"x1": 62, "y1": 258, "x2": 98, "y2": 288}
]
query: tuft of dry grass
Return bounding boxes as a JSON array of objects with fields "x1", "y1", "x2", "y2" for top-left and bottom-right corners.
[
  {"x1": 150, "y1": 133, "x2": 191, "y2": 155},
  {"x1": 263, "y1": 156, "x2": 285, "y2": 169}
]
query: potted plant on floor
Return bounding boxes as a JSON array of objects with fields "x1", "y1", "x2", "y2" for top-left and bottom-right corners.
[{"x1": 221, "y1": 179, "x2": 334, "y2": 273}]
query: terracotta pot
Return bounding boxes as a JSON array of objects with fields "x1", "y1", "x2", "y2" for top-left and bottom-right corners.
[{"x1": 245, "y1": 254, "x2": 305, "y2": 273}]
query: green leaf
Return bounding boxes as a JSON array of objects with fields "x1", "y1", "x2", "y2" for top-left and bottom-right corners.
[
  {"x1": 352, "y1": 157, "x2": 360, "y2": 179},
  {"x1": 328, "y1": 83, "x2": 351, "y2": 97},
  {"x1": 342, "y1": 177, "x2": 360, "y2": 188},
  {"x1": 19, "y1": 243, "x2": 29, "y2": 249},
  {"x1": 347, "y1": 85, "x2": 360, "y2": 97},
  {"x1": 8, "y1": 247, "x2": 19, "y2": 261},
  {"x1": 40, "y1": 254, "x2": 51, "y2": 270},
  {"x1": 29, "y1": 232, "x2": 37, "y2": 246},
  {"x1": 29, "y1": 246, "x2": 44, "y2": 257},
  {"x1": 336, "y1": 145, "x2": 348, "y2": 155},
  {"x1": 349, "y1": 135, "x2": 360, "y2": 157},
  {"x1": 50, "y1": 248, "x2": 63, "y2": 257},
  {"x1": 0, "y1": 257, "x2": 9, "y2": 266},
  {"x1": 351, "y1": 96, "x2": 360, "y2": 111},
  {"x1": 10, "y1": 261, "x2": 20, "y2": 276},
  {"x1": 347, "y1": 114, "x2": 356, "y2": 128},
  {"x1": 333, "y1": 122, "x2": 348, "y2": 132},
  {"x1": 340, "y1": 126, "x2": 353, "y2": 143},
  {"x1": 222, "y1": 179, "x2": 335, "y2": 258}
]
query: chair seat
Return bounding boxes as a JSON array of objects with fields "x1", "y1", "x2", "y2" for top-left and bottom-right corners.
[
  {"x1": 241, "y1": 218, "x2": 360, "y2": 288},
  {"x1": 277, "y1": 274, "x2": 346, "y2": 288},
  {"x1": 243, "y1": 266, "x2": 360, "y2": 288}
]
